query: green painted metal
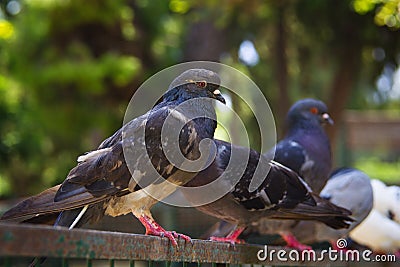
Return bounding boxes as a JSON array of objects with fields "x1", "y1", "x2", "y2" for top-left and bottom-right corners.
[{"x1": 0, "y1": 222, "x2": 349, "y2": 266}]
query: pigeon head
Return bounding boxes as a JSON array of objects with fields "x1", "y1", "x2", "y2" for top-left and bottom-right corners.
[
  {"x1": 164, "y1": 69, "x2": 225, "y2": 104},
  {"x1": 287, "y1": 98, "x2": 333, "y2": 127}
]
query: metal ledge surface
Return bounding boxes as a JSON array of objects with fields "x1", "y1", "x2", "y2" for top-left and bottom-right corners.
[{"x1": 0, "y1": 222, "x2": 347, "y2": 266}]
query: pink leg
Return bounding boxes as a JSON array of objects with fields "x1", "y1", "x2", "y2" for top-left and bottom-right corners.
[
  {"x1": 280, "y1": 232, "x2": 312, "y2": 251},
  {"x1": 210, "y1": 226, "x2": 246, "y2": 245},
  {"x1": 138, "y1": 215, "x2": 191, "y2": 246},
  {"x1": 394, "y1": 250, "x2": 400, "y2": 259}
]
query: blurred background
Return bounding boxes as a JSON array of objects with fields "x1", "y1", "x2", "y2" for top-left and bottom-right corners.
[{"x1": 0, "y1": 0, "x2": 399, "y2": 237}]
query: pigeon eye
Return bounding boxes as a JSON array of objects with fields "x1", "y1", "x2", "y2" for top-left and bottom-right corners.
[
  {"x1": 195, "y1": 81, "x2": 207, "y2": 88},
  {"x1": 310, "y1": 107, "x2": 318, "y2": 114}
]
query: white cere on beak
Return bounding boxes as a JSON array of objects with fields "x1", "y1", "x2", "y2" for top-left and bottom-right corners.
[
  {"x1": 213, "y1": 89, "x2": 221, "y2": 95},
  {"x1": 322, "y1": 113, "x2": 334, "y2": 125}
]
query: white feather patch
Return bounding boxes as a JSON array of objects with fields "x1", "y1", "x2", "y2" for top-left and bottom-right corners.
[
  {"x1": 69, "y1": 205, "x2": 89, "y2": 230},
  {"x1": 77, "y1": 147, "x2": 112, "y2": 162},
  {"x1": 168, "y1": 108, "x2": 189, "y2": 124},
  {"x1": 260, "y1": 190, "x2": 272, "y2": 206},
  {"x1": 270, "y1": 160, "x2": 313, "y2": 192}
]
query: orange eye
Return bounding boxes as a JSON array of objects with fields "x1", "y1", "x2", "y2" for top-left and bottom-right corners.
[
  {"x1": 310, "y1": 107, "x2": 318, "y2": 114},
  {"x1": 195, "y1": 81, "x2": 207, "y2": 88}
]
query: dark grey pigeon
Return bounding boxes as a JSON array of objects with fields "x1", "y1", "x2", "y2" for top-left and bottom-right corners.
[
  {"x1": 184, "y1": 139, "x2": 353, "y2": 245},
  {"x1": 1, "y1": 69, "x2": 226, "y2": 248},
  {"x1": 202, "y1": 98, "x2": 335, "y2": 249}
]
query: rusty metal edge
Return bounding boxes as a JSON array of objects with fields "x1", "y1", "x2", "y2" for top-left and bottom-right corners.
[{"x1": 0, "y1": 222, "x2": 346, "y2": 266}]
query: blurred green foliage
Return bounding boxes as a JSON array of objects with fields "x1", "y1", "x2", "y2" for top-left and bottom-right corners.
[
  {"x1": 0, "y1": 0, "x2": 399, "y2": 197},
  {"x1": 353, "y1": 0, "x2": 400, "y2": 28},
  {"x1": 355, "y1": 156, "x2": 400, "y2": 184},
  {"x1": 0, "y1": 0, "x2": 143, "y2": 195}
]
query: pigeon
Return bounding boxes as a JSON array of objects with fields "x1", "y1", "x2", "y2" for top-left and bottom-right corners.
[
  {"x1": 369, "y1": 179, "x2": 400, "y2": 224},
  {"x1": 251, "y1": 167, "x2": 373, "y2": 248},
  {"x1": 1, "y1": 68, "x2": 226, "y2": 247},
  {"x1": 184, "y1": 139, "x2": 353, "y2": 245},
  {"x1": 266, "y1": 98, "x2": 333, "y2": 194},
  {"x1": 201, "y1": 98, "x2": 335, "y2": 249},
  {"x1": 349, "y1": 179, "x2": 400, "y2": 254}
]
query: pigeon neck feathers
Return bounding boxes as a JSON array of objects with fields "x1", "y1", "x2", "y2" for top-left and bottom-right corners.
[
  {"x1": 156, "y1": 85, "x2": 219, "y2": 138},
  {"x1": 286, "y1": 113, "x2": 331, "y2": 151},
  {"x1": 286, "y1": 111, "x2": 325, "y2": 136},
  {"x1": 152, "y1": 68, "x2": 224, "y2": 139}
]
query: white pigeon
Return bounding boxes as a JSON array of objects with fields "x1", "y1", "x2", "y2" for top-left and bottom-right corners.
[
  {"x1": 349, "y1": 179, "x2": 400, "y2": 253},
  {"x1": 370, "y1": 179, "x2": 400, "y2": 224}
]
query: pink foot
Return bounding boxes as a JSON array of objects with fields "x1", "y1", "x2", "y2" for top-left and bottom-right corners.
[
  {"x1": 280, "y1": 232, "x2": 312, "y2": 251},
  {"x1": 171, "y1": 231, "x2": 192, "y2": 243},
  {"x1": 138, "y1": 215, "x2": 192, "y2": 246},
  {"x1": 394, "y1": 250, "x2": 400, "y2": 259},
  {"x1": 210, "y1": 227, "x2": 246, "y2": 245}
]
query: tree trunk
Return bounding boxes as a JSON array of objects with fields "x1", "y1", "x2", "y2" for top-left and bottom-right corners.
[
  {"x1": 183, "y1": 21, "x2": 227, "y2": 61},
  {"x1": 326, "y1": 43, "x2": 361, "y2": 164},
  {"x1": 275, "y1": 5, "x2": 290, "y2": 138}
]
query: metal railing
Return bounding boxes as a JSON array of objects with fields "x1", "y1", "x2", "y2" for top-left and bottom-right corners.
[{"x1": 0, "y1": 222, "x2": 354, "y2": 267}]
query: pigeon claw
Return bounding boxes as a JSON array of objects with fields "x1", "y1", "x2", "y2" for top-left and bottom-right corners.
[
  {"x1": 172, "y1": 231, "x2": 192, "y2": 243},
  {"x1": 138, "y1": 215, "x2": 191, "y2": 246},
  {"x1": 209, "y1": 226, "x2": 246, "y2": 245},
  {"x1": 280, "y1": 232, "x2": 312, "y2": 251}
]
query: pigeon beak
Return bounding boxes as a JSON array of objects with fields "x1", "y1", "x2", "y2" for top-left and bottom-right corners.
[
  {"x1": 322, "y1": 113, "x2": 334, "y2": 125},
  {"x1": 213, "y1": 89, "x2": 226, "y2": 104}
]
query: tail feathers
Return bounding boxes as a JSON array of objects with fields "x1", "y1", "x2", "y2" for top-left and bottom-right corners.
[
  {"x1": 315, "y1": 215, "x2": 354, "y2": 229},
  {"x1": 0, "y1": 185, "x2": 103, "y2": 222},
  {"x1": 21, "y1": 207, "x2": 91, "y2": 228},
  {"x1": 270, "y1": 193, "x2": 354, "y2": 229},
  {"x1": 1, "y1": 185, "x2": 60, "y2": 222},
  {"x1": 269, "y1": 211, "x2": 353, "y2": 229},
  {"x1": 22, "y1": 213, "x2": 59, "y2": 225},
  {"x1": 299, "y1": 193, "x2": 352, "y2": 217}
]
